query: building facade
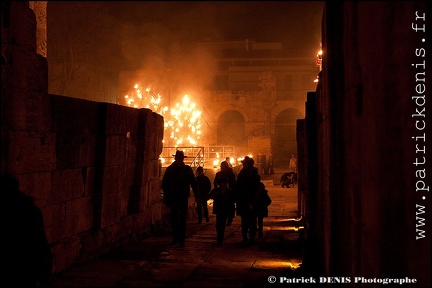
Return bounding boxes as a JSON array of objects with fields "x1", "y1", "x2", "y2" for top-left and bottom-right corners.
[{"x1": 196, "y1": 40, "x2": 318, "y2": 165}]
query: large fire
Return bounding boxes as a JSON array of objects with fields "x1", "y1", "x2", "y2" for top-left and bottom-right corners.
[{"x1": 124, "y1": 84, "x2": 202, "y2": 147}]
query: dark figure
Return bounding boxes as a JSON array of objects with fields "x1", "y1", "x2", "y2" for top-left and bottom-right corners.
[
  {"x1": 225, "y1": 156, "x2": 233, "y2": 168},
  {"x1": 261, "y1": 152, "x2": 268, "y2": 175},
  {"x1": 235, "y1": 156, "x2": 260, "y2": 244},
  {"x1": 2, "y1": 174, "x2": 52, "y2": 287},
  {"x1": 162, "y1": 150, "x2": 199, "y2": 247},
  {"x1": 256, "y1": 153, "x2": 262, "y2": 174},
  {"x1": 280, "y1": 172, "x2": 297, "y2": 188},
  {"x1": 255, "y1": 182, "x2": 272, "y2": 238},
  {"x1": 214, "y1": 160, "x2": 237, "y2": 226},
  {"x1": 267, "y1": 153, "x2": 274, "y2": 175},
  {"x1": 195, "y1": 166, "x2": 211, "y2": 224},
  {"x1": 208, "y1": 177, "x2": 236, "y2": 246}
]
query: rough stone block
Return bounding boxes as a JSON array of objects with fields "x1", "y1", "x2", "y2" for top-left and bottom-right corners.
[
  {"x1": 52, "y1": 95, "x2": 99, "y2": 133},
  {"x1": 10, "y1": 2, "x2": 37, "y2": 50},
  {"x1": 143, "y1": 110, "x2": 164, "y2": 161},
  {"x1": 15, "y1": 171, "x2": 51, "y2": 207},
  {"x1": 147, "y1": 179, "x2": 162, "y2": 206},
  {"x1": 10, "y1": 50, "x2": 47, "y2": 92},
  {"x1": 123, "y1": 162, "x2": 144, "y2": 187},
  {"x1": 118, "y1": 104, "x2": 141, "y2": 135},
  {"x1": 141, "y1": 161, "x2": 151, "y2": 185},
  {"x1": 51, "y1": 168, "x2": 84, "y2": 203},
  {"x1": 65, "y1": 197, "x2": 94, "y2": 236},
  {"x1": 4, "y1": 89, "x2": 51, "y2": 131},
  {"x1": 119, "y1": 189, "x2": 129, "y2": 217},
  {"x1": 56, "y1": 133, "x2": 97, "y2": 169},
  {"x1": 103, "y1": 102, "x2": 141, "y2": 135},
  {"x1": 100, "y1": 194, "x2": 120, "y2": 228},
  {"x1": 83, "y1": 166, "x2": 96, "y2": 197},
  {"x1": 50, "y1": 235, "x2": 81, "y2": 273},
  {"x1": 126, "y1": 185, "x2": 141, "y2": 214},
  {"x1": 7, "y1": 130, "x2": 56, "y2": 173},
  {"x1": 41, "y1": 203, "x2": 66, "y2": 243},
  {"x1": 101, "y1": 165, "x2": 121, "y2": 195},
  {"x1": 105, "y1": 135, "x2": 128, "y2": 166}
]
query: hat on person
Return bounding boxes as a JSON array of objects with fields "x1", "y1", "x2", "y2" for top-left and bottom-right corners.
[
  {"x1": 173, "y1": 150, "x2": 185, "y2": 160},
  {"x1": 220, "y1": 160, "x2": 229, "y2": 168},
  {"x1": 241, "y1": 156, "x2": 254, "y2": 166}
]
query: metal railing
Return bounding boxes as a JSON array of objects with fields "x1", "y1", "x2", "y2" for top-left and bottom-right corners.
[{"x1": 160, "y1": 146, "x2": 236, "y2": 168}]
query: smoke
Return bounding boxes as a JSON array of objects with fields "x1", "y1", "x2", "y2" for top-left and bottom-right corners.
[
  {"x1": 111, "y1": 1, "x2": 324, "y2": 101},
  {"x1": 117, "y1": 17, "x2": 217, "y2": 103}
]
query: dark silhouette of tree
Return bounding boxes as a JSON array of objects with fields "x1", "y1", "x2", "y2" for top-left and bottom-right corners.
[{"x1": 47, "y1": 2, "x2": 121, "y2": 96}]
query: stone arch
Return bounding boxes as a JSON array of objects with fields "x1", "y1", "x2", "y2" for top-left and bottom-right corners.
[
  {"x1": 273, "y1": 108, "x2": 303, "y2": 165},
  {"x1": 217, "y1": 110, "x2": 246, "y2": 146}
]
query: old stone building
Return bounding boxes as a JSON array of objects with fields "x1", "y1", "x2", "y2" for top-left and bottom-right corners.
[
  {"x1": 194, "y1": 40, "x2": 318, "y2": 165},
  {"x1": 119, "y1": 39, "x2": 319, "y2": 165}
]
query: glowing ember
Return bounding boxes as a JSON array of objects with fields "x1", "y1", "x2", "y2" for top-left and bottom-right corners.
[{"x1": 124, "y1": 84, "x2": 202, "y2": 147}]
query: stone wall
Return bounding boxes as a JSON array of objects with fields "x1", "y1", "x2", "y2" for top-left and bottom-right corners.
[
  {"x1": 1, "y1": 1, "x2": 166, "y2": 273},
  {"x1": 300, "y1": 2, "x2": 431, "y2": 286}
]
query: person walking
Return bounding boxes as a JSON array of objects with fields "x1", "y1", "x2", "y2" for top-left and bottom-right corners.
[
  {"x1": 213, "y1": 160, "x2": 237, "y2": 226},
  {"x1": 195, "y1": 166, "x2": 211, "y2": 224},
  {"x1": 255, "y1": 181, "x2": 272, "y2": 238},
  {"x1": 162, "y1": 150, "x2": 199, "y2": 247},
  {"x1": 235, "y1": 156, "x2": 260, "y2": 244},
  {"x1": 207, "y1": 177, "x2": 236, "y2": 246}
]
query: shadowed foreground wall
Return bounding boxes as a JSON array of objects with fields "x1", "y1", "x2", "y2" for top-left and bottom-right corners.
[
  {"x1": 1, "y1": 1, "x2": 165, "y2": 273},
  {"x1": 301, "y1": 2, "x2": 431, "y2": 286}
]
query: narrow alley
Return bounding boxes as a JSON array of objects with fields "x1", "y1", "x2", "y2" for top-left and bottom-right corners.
[{"x1": 48, "y1": 169, "x2": 305, "y2": 287}]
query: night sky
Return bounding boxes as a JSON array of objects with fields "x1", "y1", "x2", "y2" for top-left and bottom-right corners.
[{"x1": 106, "y1": 1, "x2": 324, "y2": 50}]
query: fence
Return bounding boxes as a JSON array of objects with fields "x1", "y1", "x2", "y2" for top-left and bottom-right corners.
[{"x1": 160, "y1": 146, "x2": 236, "y2": 168}]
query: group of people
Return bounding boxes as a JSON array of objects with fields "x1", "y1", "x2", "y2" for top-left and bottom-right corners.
[
  {"x1": 256, "y1": 152, "x2": 274, "y2": 175},
  {"x1": 162, "y1": 151, "x2": 272, "y2": 247}
]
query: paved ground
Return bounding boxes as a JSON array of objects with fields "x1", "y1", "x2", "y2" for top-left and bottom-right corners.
[{"x1": 48, "y1": 168, "x2": 304, "y2": 287}]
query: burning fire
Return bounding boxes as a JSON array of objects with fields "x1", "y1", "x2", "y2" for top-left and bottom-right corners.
[{"x1": 124, "y1": 84, "x2": 202, "y2": 147}]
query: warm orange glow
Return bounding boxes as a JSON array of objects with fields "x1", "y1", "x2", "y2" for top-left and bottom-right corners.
[
  {"x1": 237, "y1": 154, "x2": 253, "y2": 163},
  {"x1": 124, "y1": 85, "x2": 202, "y2": 147},
  {"x1": 254, "y1": 259, "x2": 302, "y2": 269}
]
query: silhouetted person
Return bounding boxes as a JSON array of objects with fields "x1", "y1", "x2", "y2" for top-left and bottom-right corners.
[
  {"x1": 261, "y1": 152, "x2": 268, "y2": 175},
  {"x1": 267, "y1": 152, "x2": 274, "y2": 175},
  {"x1": 195, "y1": 166, "x2": 211, "y2": 224},
  {"x1": 235, "y1": 156, "x2": 260, "y2": 244},
  {"x1": 214, "y1": 160, "x2": 236, "y2": 226},
  {"x1": 255, "y1": 182, "x2": 272, "y2": 238},
  {"x1": 162, "y1": 150, "x2": 199, "y2": 247},
  {"x1": 225, "y1": 156, "x2": 233, "y2": 168},
  {"x1": 1, "y1": 174, "x2": 52, "y2": 287},
  {"x1": 207, "y1": 177, "x2": 235, "y2": 246}
]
